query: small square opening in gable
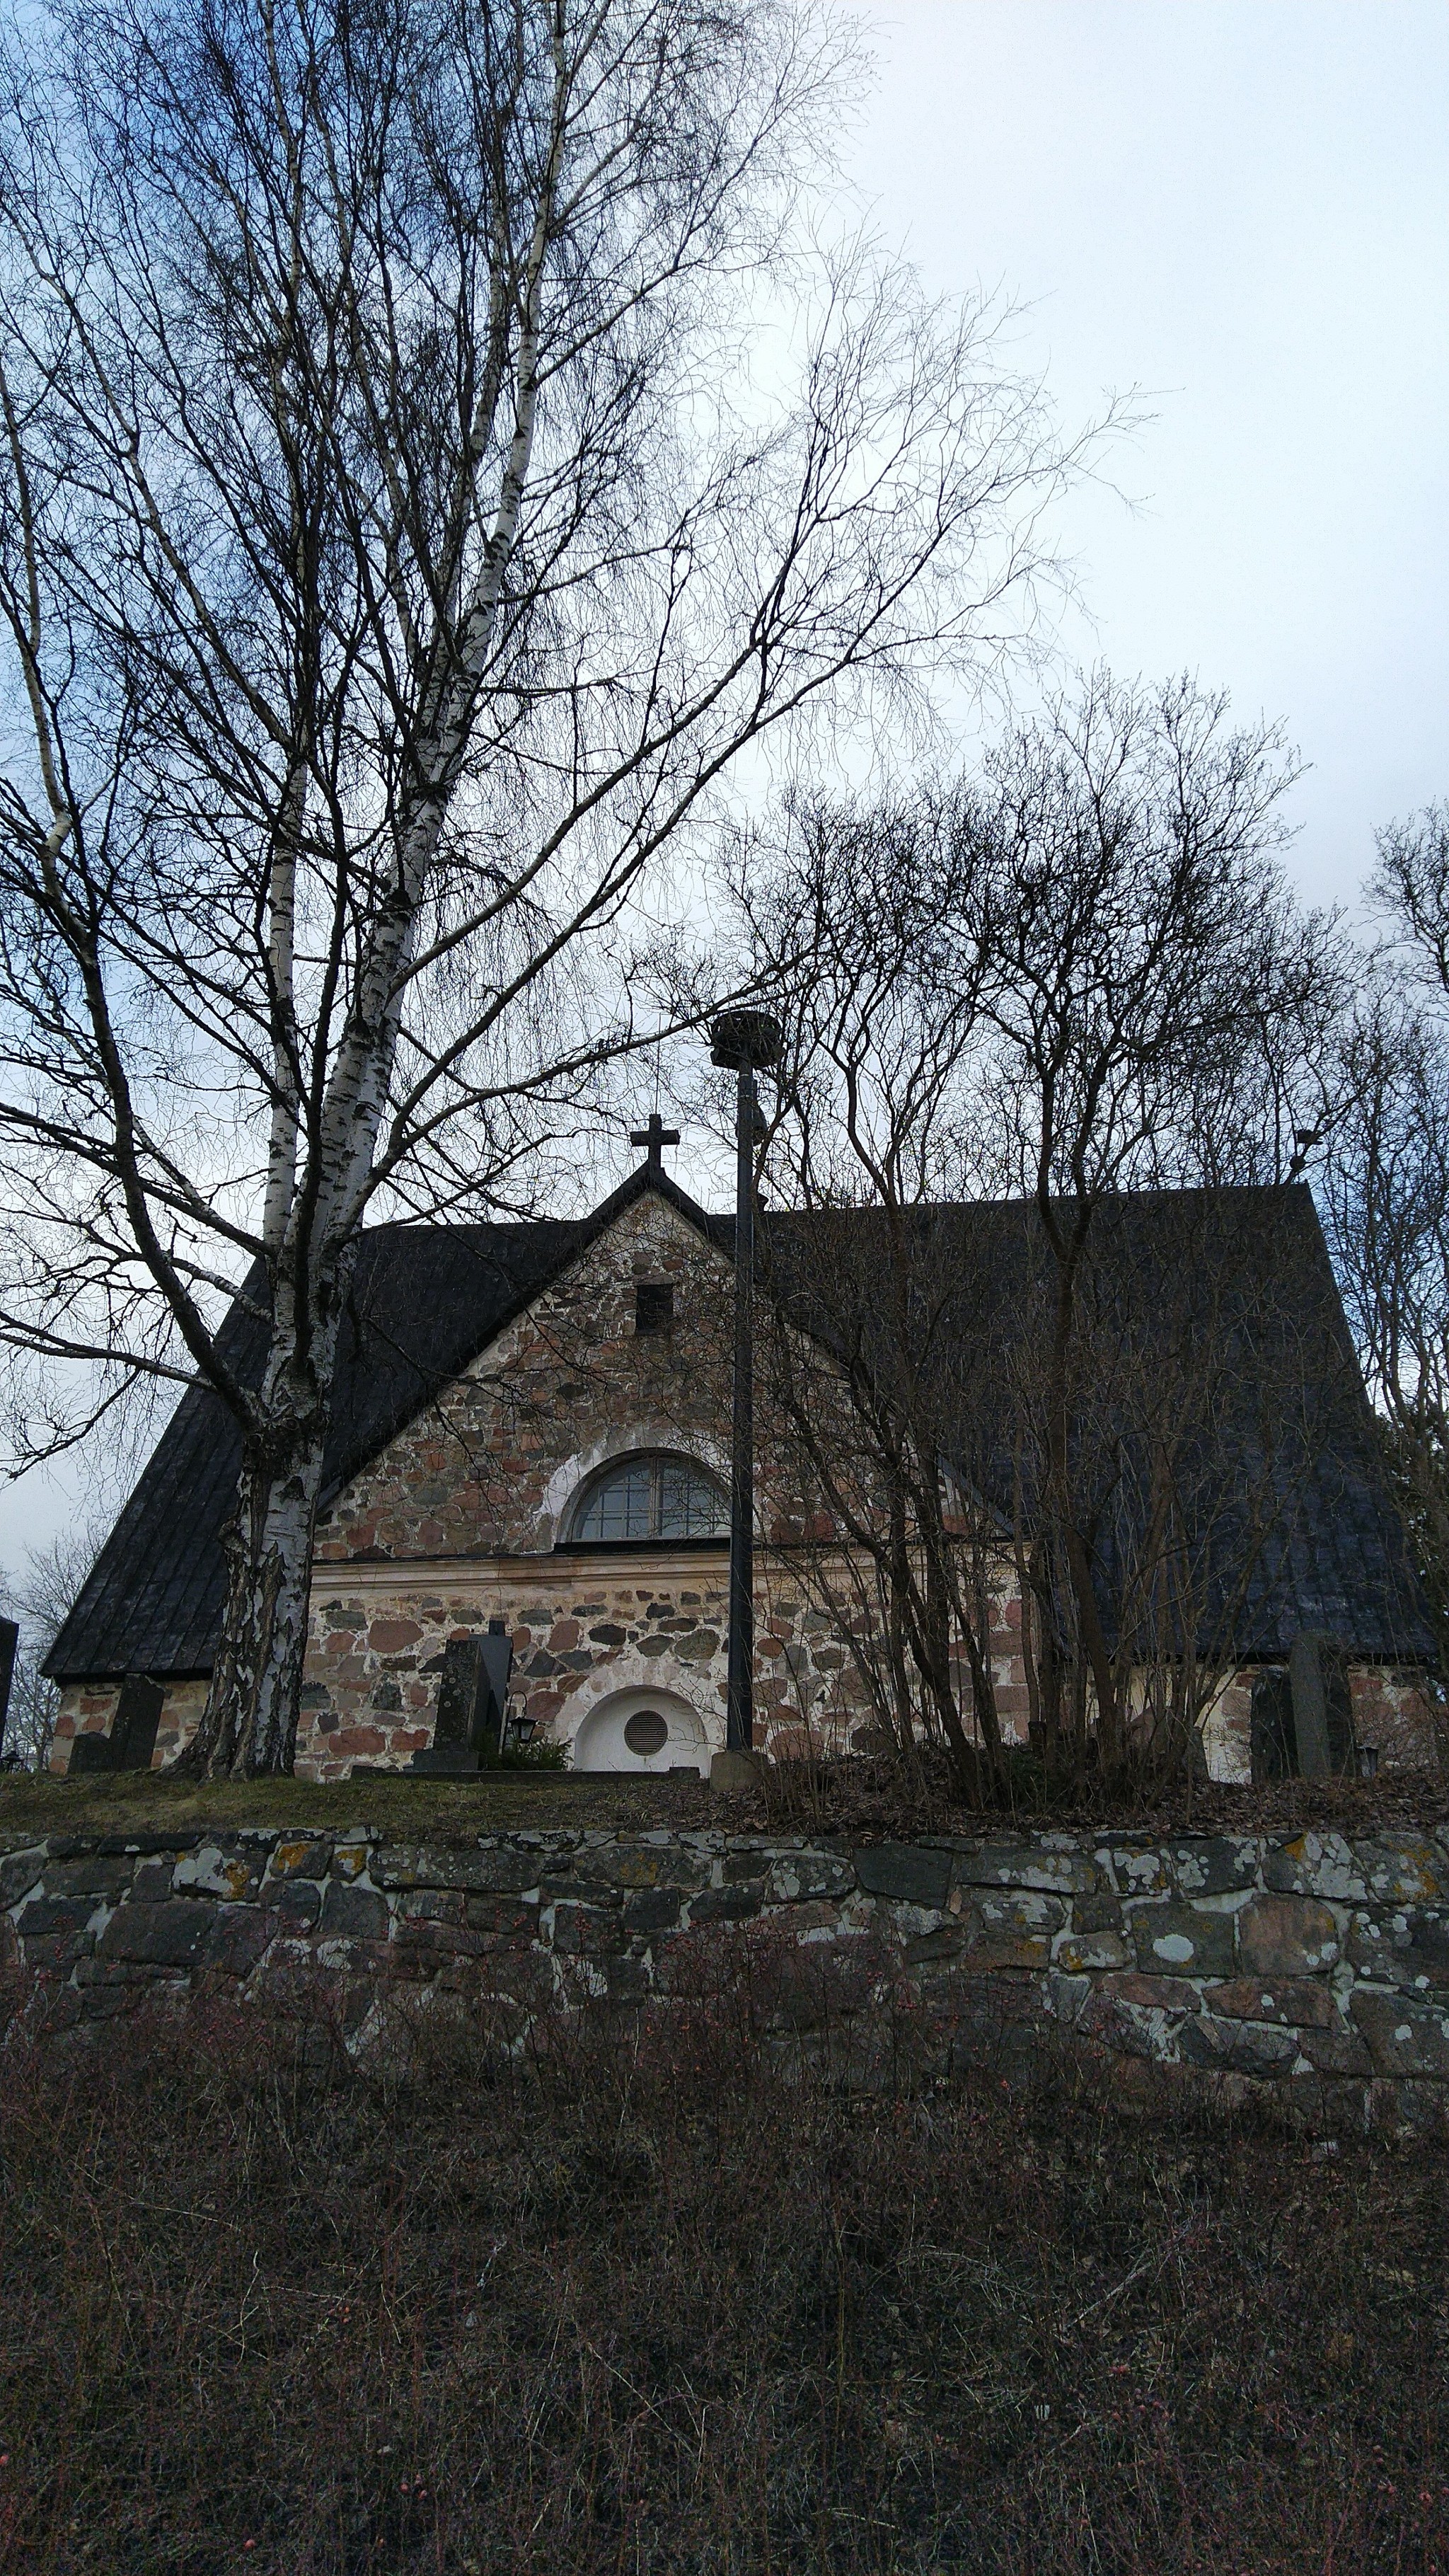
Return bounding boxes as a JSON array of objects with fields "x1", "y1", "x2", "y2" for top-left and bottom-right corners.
[{"x1": 635, "y1": 1281, "x2": 674, "y2": 1335}]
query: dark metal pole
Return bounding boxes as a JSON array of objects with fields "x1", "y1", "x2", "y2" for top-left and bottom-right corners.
[
  {"x1": 726, "y1": 1058, "x2": 756, "y2": 1752},
  {"x1": 709, "y1": 1008, "x2": 780, "y2": 1771}
]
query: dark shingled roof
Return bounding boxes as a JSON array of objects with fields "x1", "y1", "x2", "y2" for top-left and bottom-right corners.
[
  {"x1": 45, "y1": 1206, "x2": 604, "y2": 1681},
  {"x1": 759, "y1": 1185, "x2": 1437, "y2": 1667},
  {"x1": 45, "y1": 1171, "x2": 1435, "y2": 1682}
]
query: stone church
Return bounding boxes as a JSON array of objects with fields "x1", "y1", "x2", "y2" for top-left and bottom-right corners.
[{"x1": 44, "y1": 1151, "x2": 1437, "y2": 1781}]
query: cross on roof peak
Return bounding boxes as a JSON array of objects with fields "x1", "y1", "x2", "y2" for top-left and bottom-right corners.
[{"x1": 629, "y1": 1111, "x2": 680, "y2": 1174}]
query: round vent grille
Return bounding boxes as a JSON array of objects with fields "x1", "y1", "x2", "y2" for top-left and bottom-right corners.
[{"x1": 623, "y1": 1708, "x2": 669, "y2": 1757}]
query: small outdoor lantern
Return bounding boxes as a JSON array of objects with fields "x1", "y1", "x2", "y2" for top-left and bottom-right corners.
[
  {"x1": 709, "y1": 1008, "x2": 783, "y2": 1756},
  {"x1": 1358, "y1": 1743, "x2": 1380, "y2": 1782},
  {"x1": 502, "y1": 1706, "x2": 536, "y2": 1754}
]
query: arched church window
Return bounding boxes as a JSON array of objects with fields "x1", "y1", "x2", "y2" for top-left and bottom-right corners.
[{"x1": 567, "y1": 1451, "x2": 727, "y2": 1543}]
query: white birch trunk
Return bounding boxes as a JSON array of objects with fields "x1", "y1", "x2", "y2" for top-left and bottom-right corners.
[
  {"x1": 192, "y1": 75, "x2": 569, "y2": 1774},
  {"x1": 261, "y1": 783, "x2": 301, "y2": 1254},
  {"x1": 311, "y1": 74, "x2": 560, "y2": 1251},
  {"x1": 202, "y1": 1429, "x2": 328, "y2": 1773},
  {"x1": 186, "y1": 1279, "x2": 346, "y2": 1774}
]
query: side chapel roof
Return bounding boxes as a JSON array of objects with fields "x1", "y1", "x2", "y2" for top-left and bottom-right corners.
[{"x1": 44, "y1": 1169, "x2": 1434, "y2": 1681}]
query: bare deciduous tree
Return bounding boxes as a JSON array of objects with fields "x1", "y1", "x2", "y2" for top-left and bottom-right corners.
[
  {"x1": 739, "y1": 677, "x2": 1348, "y2": 1792},
  {"x1": 1325, "y1": 803, "x2": 1449, "y2": 1701},
  {"x1": 0, "y1": 0, "x2": 1096, "y2": 1770},
  {"x1": 0, "y1": 1517, "x2": 119, "y2": 1769},
  {"x1": 970, "y1": 677, "x2": 1342, "y2": 1774},
  {"x1": 739, "y1": 800, "x2": 1011, "y2": 1791}
]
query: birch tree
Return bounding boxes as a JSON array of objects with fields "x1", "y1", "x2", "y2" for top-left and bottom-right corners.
[{"x1": 0, "y1": 0, "x2": 1091, "y2": 1771}]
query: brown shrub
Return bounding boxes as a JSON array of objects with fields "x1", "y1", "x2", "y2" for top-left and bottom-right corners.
[{"x1": 1, "y1": 1955, "x2": 1448, "y2": 2574}]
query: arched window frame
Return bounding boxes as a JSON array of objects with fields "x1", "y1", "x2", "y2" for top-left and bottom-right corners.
[{"x1": 563, "y1": 1449, "x2": 729, "y2": 1546}]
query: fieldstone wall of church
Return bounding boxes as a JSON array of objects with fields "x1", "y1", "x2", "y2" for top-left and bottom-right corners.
[
  {"x1": 50, "y1": 1563, "x2": 891, "y2": 1783},
  {"x1": 312, "y1": 1193, "x2": 743, "y2": 1565},
  {"x1": 285, "y1": 1189, "x2": 1027, "y2": 1776},
  {"x1": 291, "y1": 1558, "x2": 1030, "y2": 1781},
  {"x1": 50, "y1": 1652, "x2": 1433, "y2": 1782},
  {"x1": 299, "y1": 1555, "x2": 739, "y2": 1777},
  {"x1": 11, "y1": 1815, "x2": 1449, "y2": 2136}
]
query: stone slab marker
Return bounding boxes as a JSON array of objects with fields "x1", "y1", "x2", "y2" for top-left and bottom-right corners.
[
  {"x1": 113, "y1": 1674, "x2": 164, "y2": 1771},
  {"x1": 1250, "y1": 1669, "x2": 1293, "y2": 1782},
  {"x1": 1289, "y1": 1631, "x2": 1332, "y2": 1780},
  {"x1": 0, "y1": 1616, "x2": 17, "y2": 1754},
  {"x1": 67, "y1": 1673, "x2": 163, "y2": 1773},
  {"x1": 408, "y1": 1623, "x2": 514, "y2": 1775}
]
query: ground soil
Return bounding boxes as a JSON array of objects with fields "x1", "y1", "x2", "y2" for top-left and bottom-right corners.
[{"x1": 1, "y1": 1965, "x2": 1447, "y2": 2574}]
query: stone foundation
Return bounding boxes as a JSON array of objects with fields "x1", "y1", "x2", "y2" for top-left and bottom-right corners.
[
  {"x1": 9, "y1": 1817, "x2": 1449, "y2": 2133},
  {"x1": 52, "y1": 1651, "x2": 1436, "y2": 1785}
]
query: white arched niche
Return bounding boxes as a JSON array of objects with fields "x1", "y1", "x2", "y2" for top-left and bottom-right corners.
[{"x1": 570, "y1": 1685, "x2": 709, "y2": 1776}]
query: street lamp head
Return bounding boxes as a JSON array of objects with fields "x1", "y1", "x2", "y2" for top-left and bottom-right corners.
[{"x1": 709, "y1": 1009, "x2": 782, "y2": 1071}]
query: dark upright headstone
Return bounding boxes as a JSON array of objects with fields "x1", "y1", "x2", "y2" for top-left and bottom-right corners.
[
  {"x1": 0, "y1": 1616, "x2": 18, "y2": 1756},
  {"x1": 67, "y1": 1672, "x2": 164, "y2": 1773},
  {"x1": 68, "y1": 1731, "x2": 120, "y2": 1773},
  {"x1": 1323, "y1": 1649, "x2": 1356, "y2": 1774},
  {"x1": 408, "y1": 1623, "x2": 514, "y2": 1774},
  {"x1": 477, "y1": 1625, "x2": 512, "y2": 1749},
  {"x1": 1251, "y1": 1645, "x2": 1356, "y2": 1783},
  {"x1": 432, "y1": 1638, "x2": 488, "y2": 1754},
  {"x1": 1289, "y1": 1631, "x2": 1332, "y2": 1780},
  {"x1": 112, "y1": 1673, "x2": 164, "y2": 1771},
  {"x1": 1250, "y1": 1668, "x2": 1294, "y2": 1783}
]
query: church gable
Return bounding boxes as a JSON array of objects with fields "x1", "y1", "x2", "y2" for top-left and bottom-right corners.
[
  {"x1": 314, "y1": 1188, "x2": 737, "y2": 1566},
  {"x1": 296, "y1": 1191, "x2": 774, "y2": 1776}
]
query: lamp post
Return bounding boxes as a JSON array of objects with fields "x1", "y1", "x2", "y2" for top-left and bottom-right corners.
[{"x1": 709, "y1": 1010, "x2": 782, "y2": 1769}]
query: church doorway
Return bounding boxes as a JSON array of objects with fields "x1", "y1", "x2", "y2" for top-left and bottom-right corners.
[{"x1": 570, "y1": 1686, "x2": 709, "y2": 1775}]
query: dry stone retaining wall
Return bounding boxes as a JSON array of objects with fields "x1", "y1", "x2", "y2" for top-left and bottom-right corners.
[{"x1": 8, "y1": 1819, "x2": 1449, "y2": 2132}]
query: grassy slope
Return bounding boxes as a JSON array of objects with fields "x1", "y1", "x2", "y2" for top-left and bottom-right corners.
[
  {"x1": 1, "y1": 1971, "x2": 1445, "y2": 2575},
  {"x1": 6, "y1": 1757, "x2": 1449, "y2": 1849},
  {"x1": 0, "y1": 1768, "x2": 717, "y2": 1844}
]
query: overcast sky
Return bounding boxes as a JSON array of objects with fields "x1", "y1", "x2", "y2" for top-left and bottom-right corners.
[
  {"x1": 3, "y1": 0, "x2": 1445, "y2": 1584},
  {"x1": 841, "y1": 0, "x2": 1448, "y2": 909}
]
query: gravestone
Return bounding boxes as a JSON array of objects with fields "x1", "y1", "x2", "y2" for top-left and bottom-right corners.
[
  {"x1": 433, "y1": 1639, "x2": 490, "y2": 1754},
  {"x1": 1288, "y1": 1633, "x2": 1332, "y2": 1779},
  {"x1": 1252, "y1": 1645, "x2": 1356, "y2": 1783},
  {"x1": 1323, "y1": 1646, "x2": 1356, "y2": 1773},
  {"x1": 1289, "y1": 1631, "x2": 1355, "y2": 1779},
  {"x1": 113, "y1": 1674, "x2": 165, "y2": 1771},
  {"x1": 1250, "y1": 1669, "x2": 1294, "y2": 1783},
  {"x1": 408, "y1": 1621, "x2": 514, "y2": 1775},
  {"x1": 67, "y1": 1672, "x2": 164, "y2": 1773},
  {"x1": 67, "y1": 1732, "x2": 118, "y2": 1773}
]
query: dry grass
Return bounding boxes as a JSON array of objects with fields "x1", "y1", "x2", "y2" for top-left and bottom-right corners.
[
  {"x1": 2, "y1": 1957, "x2": 1448, "y2": 2575},
  {"x1": 0, "y1": 1767, "x2": 717, "y2": 1845},
  {"x1": 756, "y1": 1753, "x2": 1449, "y2": 1842},
  {"x1": 6, "y1": 1756, "x2": 1448, "y2": 1853}
]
